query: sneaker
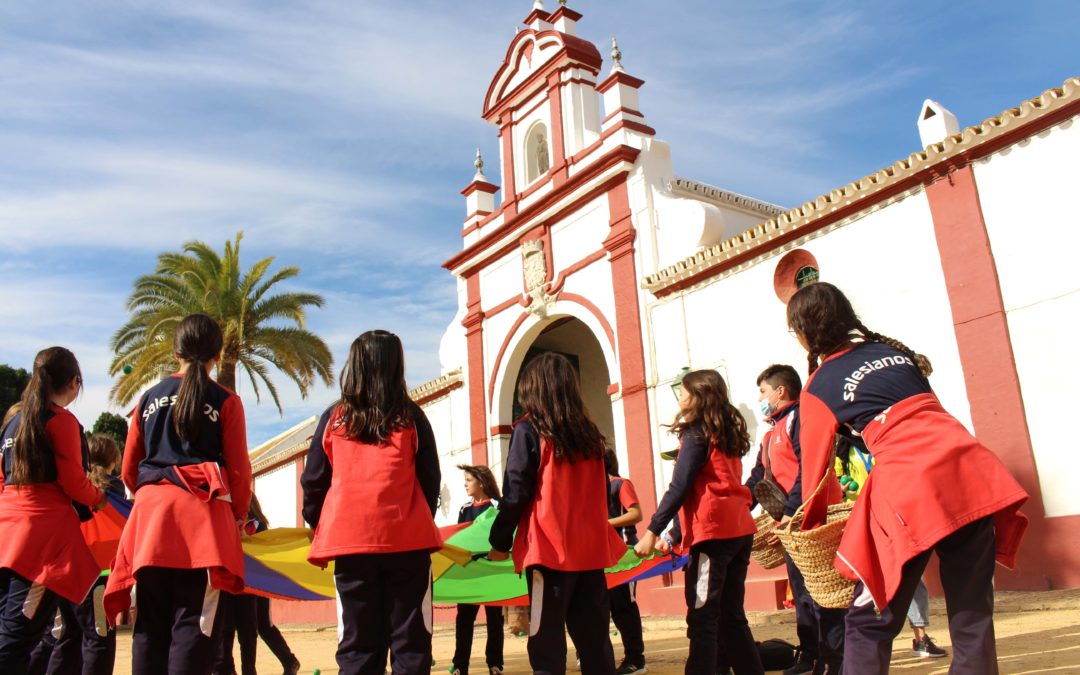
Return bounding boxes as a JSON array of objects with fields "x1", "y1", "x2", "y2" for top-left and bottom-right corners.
[
  {"x1": 912, "y1": 636, "x2": 947, "y2": 658},
  {"x1": 616, "y1": 660, "x2": 648, "y2": 674},
  {"x1": 283, "y1": 657, "x2": 300, "y2": 675},
  {"x1": 783, "y1": 651, "x2": 817, "y2": 675},
  {"x1": 489, "y1": 668, "x2": 504, "y2": 675}
]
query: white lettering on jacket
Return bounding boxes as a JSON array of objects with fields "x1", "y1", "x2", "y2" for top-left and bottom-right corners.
[{"x1": 841, "y1": 356, "x2": 915, "y2": 402}]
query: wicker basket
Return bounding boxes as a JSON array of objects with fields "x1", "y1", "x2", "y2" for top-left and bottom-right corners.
[
  {"x1": 750, "y1": 512, "x2": 785, "y2": 569},
  {"x1": 775, "y1": 469, "x2": 856, "y2": 609}
]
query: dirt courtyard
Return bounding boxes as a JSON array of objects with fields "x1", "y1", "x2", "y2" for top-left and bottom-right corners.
[{"x1": 112, "y1": 589, "x2": 1079, "y2": 674}]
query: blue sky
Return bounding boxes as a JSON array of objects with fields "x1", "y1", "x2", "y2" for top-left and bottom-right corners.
[{"x1": 1, "y1": 0, "x2": 1077, "y2": 444}]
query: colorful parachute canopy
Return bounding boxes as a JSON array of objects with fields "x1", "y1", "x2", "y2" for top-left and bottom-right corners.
[
  {"x1": 80, "y1": 489, "x2": 131, "y2": 571},
  {"x1": 81, "y1": 495, "x2": 682, "y2": 604}
]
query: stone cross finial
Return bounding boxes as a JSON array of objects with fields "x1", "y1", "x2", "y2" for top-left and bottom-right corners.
[
  {"x1": 473, "y1": 149, "x2": 486, "y2": 180},
  {"x1": 611, "y1": 37, "x2": 624, "y2": 72}
]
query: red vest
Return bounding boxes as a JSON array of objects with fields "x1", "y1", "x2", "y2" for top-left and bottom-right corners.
[
  {"x1": 679, "y1": 443, "x2": 756, "y2": 549},
  {"x1": 307, "y1": 408, "x2": 442, "y2": 567},
  {"x1": 823, "y1": 393, "x2": 1028, "y2": 609},
  {"x1": 512, "y1": 438, "x2": 627, "y2": 573},
  {"x1": 103, "y1": 463, "x2": 246, "y2": 622},
  {"x1": 761, "y1": 404, "x2": 800, "y2": 493}
]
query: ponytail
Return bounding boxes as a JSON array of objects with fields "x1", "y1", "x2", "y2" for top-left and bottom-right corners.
[
  {"x1": 11, "y1": 347, "x2": 81, "y2": 486},
  {"x1": 788, "y1": 282, "x2": 932, "y2": 378},
  {"x1": 171, "y1": 314, "x2": 223, "y2": 443},
  {"x1": 855, "y1": 322, "x2": 933, "y2": 378}
]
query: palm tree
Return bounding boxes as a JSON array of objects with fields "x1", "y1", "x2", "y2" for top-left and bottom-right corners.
[{"x1": 109, "y1": 232, "x2": 333, "y2": 413}]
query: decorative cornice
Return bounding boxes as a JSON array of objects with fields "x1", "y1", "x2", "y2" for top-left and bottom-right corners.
[
  {"x1": 410, "y1": 369, "x2": 464, "y2": 405},
  {"x1": 671, "y1": 177, "x2": 786, "y2": 217},
  {"x1": 644, "y1": 76, "x2": 1080, "y2": 296}
]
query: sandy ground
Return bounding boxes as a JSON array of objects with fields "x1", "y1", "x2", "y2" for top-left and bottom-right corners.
[{"x1": 112, "y1": 589, "x2": 1080, "y2": 674}]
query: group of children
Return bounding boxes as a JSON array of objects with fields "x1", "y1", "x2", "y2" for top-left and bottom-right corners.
[{"x1": 0, "y1": 281, "x2": 1030, "y2": 675}]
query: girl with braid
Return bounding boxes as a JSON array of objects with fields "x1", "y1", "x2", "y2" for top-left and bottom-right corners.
[{"x1": 787, "y1": 282, "x2": 1028, "y2": 674}]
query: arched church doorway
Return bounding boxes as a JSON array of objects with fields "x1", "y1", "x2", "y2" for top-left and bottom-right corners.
[{"x1": 500, "y1": 316, "x2": 615, "y2": 466}]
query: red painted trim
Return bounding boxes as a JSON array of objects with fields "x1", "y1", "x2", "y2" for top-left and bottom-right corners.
[
  {"x1": 253, "y1": 452, "x2": 306, "y2": 478},
  {"x1": 604, "y1": 181, "x2": 658, "y2": 517},
  {"x1": 444, "y1": 145, "x2": 640, "y2": 272},
  {"x1": 463, "y1": 274, "x2": 488, "y2": 466},
  {"x1": 484, "y1": 295, "x2": 527, "y2": 319},
  {"x1": 514, "y1": 94, "x2": 552, "y2": 129},
  {"x1": 604, "y1": 119, "x2": 656, "y2": 137},
  {"x1": 556, "y1": 292, "x2": 617, "y2": 354},
  {"x1": 462, "y1": 221, "x2": 482, "y2": 238},
  {"x1": 522, "y1": 9, "x2": 551, "y2": 25},
  {"x1": 294, "y1": 458, "x2": 304, "y2": 528},
  {"x1": 606, "y1": 383, "x2": 619, "y2": 396},
  {"x1": 548, "y1": 6, "x2": 582, "y2": 23},
  {"x1": 596, "y1": 70, "x2": 645, "y2": 94},
  {"x1": 499, "y1": 114, "x2": 518, "y2": 217},
  {"x1": 549, "y1": 249, "x2": 607, "y2": 294},
  {"x1": 654, "y1": 95, "x2": 1080, "y2": 299},
  {"x1": 484, "y1": 31, "x2": 602, "y2": 122},
  {"x1": 463, "y1": 210, "x2": 492, "y2": 225},
  {"x1": 517, "y1": 169, "x2": 555, "y2": 201},
  {"x1": 461, "y1": 181, "x2": 499, "y2": 197},
  {"x1": 487, "y1": 312, "x2": 531, "y2": 405},
  {"x1": 547, "y1": 71, "x2": 569, "y2": 186},
  {"x1": 490, "y1": 424, "x2": 514, "y2": 436},
  {"x1": 925, "y1": 165, "x2": 1049, "y2": 591},
  {"x1": 412, "y1": 380, "x2": 464, "y2": 406},
  {"x1": 601, "y1": 107, "x2": 645, "y2": 124}
]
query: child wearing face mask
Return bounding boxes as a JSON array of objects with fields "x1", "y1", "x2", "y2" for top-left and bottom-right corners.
[{"x1": 744, "y1": 365, "x2": 845, "y2": 675}]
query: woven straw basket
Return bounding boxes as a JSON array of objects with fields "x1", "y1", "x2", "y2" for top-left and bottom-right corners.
[
  {"x1": 750, "y1": 512, "x2": 785, "y2": 569},
  {"x1": 775, "y1": 469, "x2": 856, "y2": 609}
]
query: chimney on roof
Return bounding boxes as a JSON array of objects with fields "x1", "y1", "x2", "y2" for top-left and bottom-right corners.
[{"x1": 917, "y1": 99, "x2": 960, "y2": 148}]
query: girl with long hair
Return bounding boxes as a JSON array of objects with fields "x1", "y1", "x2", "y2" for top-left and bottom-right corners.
[
  {"x1": 488, "y1": 352, "x2": 626, "y2": 675},
  {"x1": 103, "y1": 313, "x2": 253, "y2": 675},
  {"x1": 787, "y1": 282, "x2": 1027, "y2": 674},
  {"x1": 0, "y1": 347, "x2": 104, "y2": 673},
  {"x1": 451, "y1": 464, "x2": 504, "y2": 675},
  {"x1": 635, "y1": 370, "x2": 763, "y2": 675},
  {"x1": 301, "y1": 330, "x2": 441, "y2": 675},
  {"x1": 30, "y1": 434, "x2": 124, "y2": 675}
]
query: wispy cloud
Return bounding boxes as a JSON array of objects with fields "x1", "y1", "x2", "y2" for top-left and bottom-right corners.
[{"x1": 1, "y1": 0, "x2": 1075, "y2": 442}]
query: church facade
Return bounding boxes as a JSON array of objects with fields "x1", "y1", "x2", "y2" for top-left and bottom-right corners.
[{"x1": 250, "y1": 3, "x2": 1080, "y2": 619}]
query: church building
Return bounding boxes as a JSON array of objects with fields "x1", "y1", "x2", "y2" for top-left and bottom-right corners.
[{"x1": 250, "y1": 2, "x2": 1080, "y2": 620}]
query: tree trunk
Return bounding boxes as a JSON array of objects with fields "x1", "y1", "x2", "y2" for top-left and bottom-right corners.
[{"x1": 218, "y1": 339, "x2": 241, "y2": 392}]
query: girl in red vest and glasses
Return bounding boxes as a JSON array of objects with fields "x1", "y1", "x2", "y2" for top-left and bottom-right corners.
[
  {"x1": 787, "y1": 282, "x2": 1028, "y2": 674},
  {"x1": 635, "y1": 369, "x2": 763, "y2": 675},
  {"x1": 301, "y1": 330, "x2": 442, "y2": 675},
  {"x1": 488, "y1": 352, "x2": 626, "y2": 675}
]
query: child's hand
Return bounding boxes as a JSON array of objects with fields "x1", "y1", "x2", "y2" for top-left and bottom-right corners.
[
  {"x1": 487, "y1": 549, "x2": 510, "y2": 562},
  {"x1": 765, "y1": 515, "x2": 790, "y2": 547},
  {"x1": 634, "y1": 531, "x2": 658, "y2": 558}
]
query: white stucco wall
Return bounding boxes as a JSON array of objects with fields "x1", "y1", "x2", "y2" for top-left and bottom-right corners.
[
  {"x1": 973, "y1": 114, "x2": 1080, "y2": 518},
  {"x1": 254, "y1": 463, "x2": 298, "y2": 530},
  {"x1": 643, "y1": 188, "x2": 973, "y2": 504}
]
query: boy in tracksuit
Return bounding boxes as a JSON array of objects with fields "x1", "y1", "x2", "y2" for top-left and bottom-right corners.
[
  {"x1": 745, "y1": 364, "x2": 844, "y2": 675},
  {"x1": 605, "y1": 450, "x2": 647, "y2": 674}
]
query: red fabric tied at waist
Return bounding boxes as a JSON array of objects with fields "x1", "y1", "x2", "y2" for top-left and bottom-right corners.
[{"x1": 171, "y1": 462, "x2": 233, "y2": 503}]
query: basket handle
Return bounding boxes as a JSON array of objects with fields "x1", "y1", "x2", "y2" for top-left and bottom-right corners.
[{"x1": 779, "y1": 434, "x2": 843, "y2": 534}]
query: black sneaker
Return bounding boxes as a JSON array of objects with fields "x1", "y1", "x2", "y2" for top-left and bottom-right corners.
[
  {"x1": 615, "y1": 660, "x2": 647, "y2": 674},
  {"x1": 783, "y1": 651, "x2": 817, "y2": 675},
  {"x1": 912, "y1": 636, "x2": 947, "y2": 658},
  {"x1": 283, "y1": 656, "x2": 300, "y2": 675}
]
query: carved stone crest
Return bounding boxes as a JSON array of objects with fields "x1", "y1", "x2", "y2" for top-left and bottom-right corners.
[{"x1": 521, "y1": 239, "x2": 555, "y2": 317}]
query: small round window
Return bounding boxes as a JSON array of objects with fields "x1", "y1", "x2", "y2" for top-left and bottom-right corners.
[
  {"x1": 795, "y1": 265, "x2": 819, "y2": 288},
  {"x1": 773, "y1": 249, "x2": 819, "y2": 303}
]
